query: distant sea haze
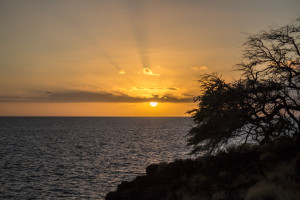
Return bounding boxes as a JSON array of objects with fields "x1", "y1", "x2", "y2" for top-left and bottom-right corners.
[{"x1": 0, "y1": 117, "x2": 193, "y2": 199}]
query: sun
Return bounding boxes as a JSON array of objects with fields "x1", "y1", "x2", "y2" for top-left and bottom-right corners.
[{"x1": 150, "y1": 102, "x2": 158, "y2": 107}]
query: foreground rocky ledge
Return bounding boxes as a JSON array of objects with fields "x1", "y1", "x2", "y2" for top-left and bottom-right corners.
[{"x1": 106, "y1": 138, "x2": 300, "y2": 200}]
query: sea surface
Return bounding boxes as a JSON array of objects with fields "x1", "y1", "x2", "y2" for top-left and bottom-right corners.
[{"x1": 0, "y1": 117, "x2": 193, "y2": 199}]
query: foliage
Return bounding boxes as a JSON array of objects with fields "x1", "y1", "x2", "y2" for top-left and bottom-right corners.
[{"x1": 188, "y1": 19, "x2": 300, "y2": 154}]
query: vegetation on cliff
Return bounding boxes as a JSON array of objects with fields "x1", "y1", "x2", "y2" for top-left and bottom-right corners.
[{"x1": 188, "y1": 18, "x2": 300, "y2": 154}]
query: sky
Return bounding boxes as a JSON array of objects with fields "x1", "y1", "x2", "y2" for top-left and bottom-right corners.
[{"x1": 0, "y1": 0, "x2": 299, "y2": 116}]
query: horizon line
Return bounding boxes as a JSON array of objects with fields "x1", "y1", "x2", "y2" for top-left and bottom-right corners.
[{"x1": 0, "y1": 115, "x2": 190, "y2": 118}]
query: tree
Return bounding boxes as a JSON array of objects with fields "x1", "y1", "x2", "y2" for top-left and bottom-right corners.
[{"x1": 188, "y1": 19, "x2": 300, "y2": 155}]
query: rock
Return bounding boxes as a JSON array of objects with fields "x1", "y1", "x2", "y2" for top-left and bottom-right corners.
[
  {"x1": 105, "y1": 139, "x2": 300, "y2": 200},
  {"x1": 146, "y1": 164, "x2": 158, "y2": 176}
]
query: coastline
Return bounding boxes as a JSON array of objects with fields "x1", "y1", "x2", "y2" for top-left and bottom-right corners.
[{"x1": 105, "y1": 138, "x2": 300, "y2": 200}]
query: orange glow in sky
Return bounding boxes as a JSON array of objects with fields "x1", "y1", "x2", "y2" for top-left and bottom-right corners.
[{"x1": 0, "y1": 0, "x2": 299, "y2": 116}]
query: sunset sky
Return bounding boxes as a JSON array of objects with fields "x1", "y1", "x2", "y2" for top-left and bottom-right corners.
[{"x1": 0, "y1": 0, "x2": 299, "y2": 116}]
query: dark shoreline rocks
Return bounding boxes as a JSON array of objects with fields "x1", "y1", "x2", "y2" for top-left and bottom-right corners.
[{"x1": 106, "y1": 139, "x2": 300, "y2": 200}]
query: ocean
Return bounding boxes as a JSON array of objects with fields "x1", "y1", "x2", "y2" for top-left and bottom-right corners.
[{"x1": 0, "y1": 117, "x2": 193, "y2": 199}]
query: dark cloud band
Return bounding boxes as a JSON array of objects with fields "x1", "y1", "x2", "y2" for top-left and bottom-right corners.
[{"x1": 0, "y1": 91, "x2": 193, "y2": 103}]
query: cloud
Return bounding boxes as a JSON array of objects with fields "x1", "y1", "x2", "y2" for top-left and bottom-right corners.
[
  {"x1": 119, "y1": 69, "x2": 126, "y2": 74},
  {"x1": 131, "y1": 87, "x2": 178, "y2": 91},
  {"x1": 191, "y1": 66, "x2": 208, "y2": 70},
  {"x1": 0, "y1": 91, "x2": 193, "y2": 103},
  {"x1": 142, "y1": 68, "x2": 160, "y2": 76},
  {"x1": 183, "y1": 93, "x2": 195, "y2": 97},
  {"x1": 149, "y1": 94, "x2": 192, "y2": 103}
]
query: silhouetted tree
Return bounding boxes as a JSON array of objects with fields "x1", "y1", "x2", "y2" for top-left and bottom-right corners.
[{"x1": 188, "y1": 19, "x2": 300, "y2": 154}]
